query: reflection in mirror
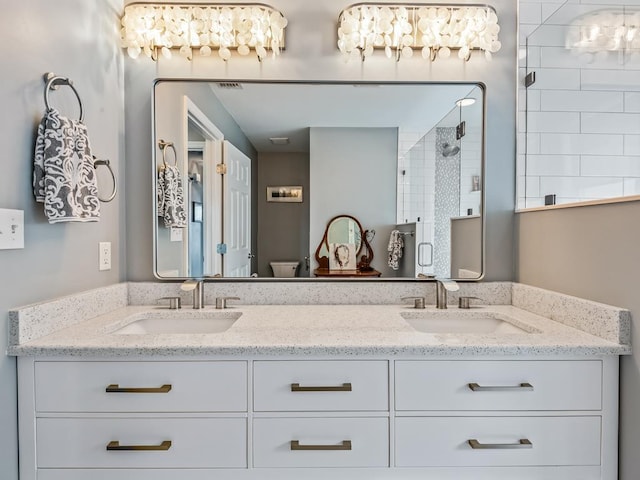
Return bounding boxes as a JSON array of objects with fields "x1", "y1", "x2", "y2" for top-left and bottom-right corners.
[
  {"x1": 153, "y1": 81, "x2": 484, "y2": 280},
  {"x1": 314, "y1": 215, "x2": 380, "y2": 277}
]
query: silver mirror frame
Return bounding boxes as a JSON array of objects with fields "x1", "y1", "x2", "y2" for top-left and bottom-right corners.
[{"x1": 152, "y1": 79, "x2": 487, "y2": 282}]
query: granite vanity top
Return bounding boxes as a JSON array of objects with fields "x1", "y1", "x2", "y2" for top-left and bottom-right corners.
[{"x1": 7, "y1": 294, "x2": 631, "y2": 357}]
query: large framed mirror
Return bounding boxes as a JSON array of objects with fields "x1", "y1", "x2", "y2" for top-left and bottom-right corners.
[{"x1": 153, "y1": 80, "x2": 485, "y2": 280}]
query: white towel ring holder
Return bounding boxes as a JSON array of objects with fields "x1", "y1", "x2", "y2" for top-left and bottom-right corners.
[
  {"x1": 159, "y1": 140, "x2": 178, "y2": 168},
  {"x1": 43, "y1": 72, "x2": 84, "y2": 123}
]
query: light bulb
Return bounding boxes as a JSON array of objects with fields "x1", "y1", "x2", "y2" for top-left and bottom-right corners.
[
  {"x1": 219, "y1": 47, "x2": 231, "y2": 61},
  {"x1": 127, "y1": 46, "x2": 141, "y2": 59}
]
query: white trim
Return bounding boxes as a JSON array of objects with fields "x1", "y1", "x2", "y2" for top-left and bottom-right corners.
[{"x1": 183, "y1": 96, "x2": 225, "y2": 277}]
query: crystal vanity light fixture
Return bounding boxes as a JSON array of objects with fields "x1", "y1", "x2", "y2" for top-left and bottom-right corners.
[
  {"x1": 565, "y1": 9, "x2": 640, "y2": 57},
  {"x1": 337, "y1": 3, "x2": 501, "y2": 62},
  {"x1": 120, "y1": 3, "x2": 288, "y2": 61}
]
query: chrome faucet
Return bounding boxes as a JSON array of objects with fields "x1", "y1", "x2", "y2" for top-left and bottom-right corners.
[
  {"x1": 181, "y1": 279, "x2": 204, "y2": 309},
  {"x1": 435, "y1": 278, "x2": 459, "y2": 309}
]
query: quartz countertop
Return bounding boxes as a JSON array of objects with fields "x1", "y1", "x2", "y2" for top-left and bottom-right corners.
[{"x1": 7, "y1": 303, "x2": 630, "y2": 357}]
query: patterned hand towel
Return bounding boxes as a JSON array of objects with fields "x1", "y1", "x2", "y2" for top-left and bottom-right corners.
[
  {"x1": 33, "y1": 109, "x2": 100, "y2": 223},
  {"x1": 157, "y1": 165, "x2": 187, "y2": 228},
  {"x1": 387, "y1": 230, "x2": 404, "y2": 270}
]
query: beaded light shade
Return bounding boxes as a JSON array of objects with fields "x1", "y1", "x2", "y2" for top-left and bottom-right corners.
[
  {"x1": 121, "y1": 3, "x2": 288, "y2": 61},
  {"x1": 337, "y1": 3, "x2": 501, "y2": 62}
]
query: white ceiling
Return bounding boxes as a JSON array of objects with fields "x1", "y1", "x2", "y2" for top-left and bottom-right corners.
[{"x1": 209, "y1": 82, "x2": 482, "y2": 153}]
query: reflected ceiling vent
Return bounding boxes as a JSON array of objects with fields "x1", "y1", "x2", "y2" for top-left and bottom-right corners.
[
  {"x1": 217, "y1": 82, "x2": 243, "y2": 89},
  {"x1": 269, "y1": 137, "x2": 290, "y2": 145}
]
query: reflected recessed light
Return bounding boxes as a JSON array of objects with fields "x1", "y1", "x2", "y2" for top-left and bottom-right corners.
[
  {"x1": 456, "y1": 98, "x2": 476, "y2": 107},
  {"x1": 269, "y1": 137, "x2": 290, "y2": 145}
]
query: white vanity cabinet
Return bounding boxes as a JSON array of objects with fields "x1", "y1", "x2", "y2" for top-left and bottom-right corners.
[
  {"x1": 19, "y1": 359, "x2": 249, "y2": 480},
  {"x1": 253, "y1": 360, "x2": 390, "y2": 468},
  {"x1": 394, "y1": 360, "x2": 613, "y2": 475},
  {"x1": 18, "y1": 356, "x2": 619, "y2": 480}
]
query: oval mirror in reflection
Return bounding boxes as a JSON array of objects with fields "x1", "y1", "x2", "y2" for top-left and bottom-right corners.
[
  {"x1": 328, "y1": 217, "x2": 362, "y2": 252},
  {"x1": 313, "y1": 215, "x2": 380, "y2": 277},
  {"x1": 153, "y1": 81, "x2": 484, "y2": 281}
]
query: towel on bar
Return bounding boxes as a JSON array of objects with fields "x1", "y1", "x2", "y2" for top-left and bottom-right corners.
[
  {"x1": 33, "y1": 108, "x2": 100, "y2": 223},
  {"x1": 387, "y1": 229, "x2": 404, "y2": 270},
  {"x1": 157, "y1": 164, "x2": 187, "y2": 228}
]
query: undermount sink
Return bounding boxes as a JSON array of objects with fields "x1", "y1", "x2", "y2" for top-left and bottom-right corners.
[
  {"x1": 400, "y1": 311, "x2": 532, "y2": 334},
  {"x1": 112, "y1": 311, "x2": 242, "y2": 335}
]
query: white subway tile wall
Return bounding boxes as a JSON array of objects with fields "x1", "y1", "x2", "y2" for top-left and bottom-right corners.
[{"x1": 518, "y1": 0, "x2": 640, "y2": 207}]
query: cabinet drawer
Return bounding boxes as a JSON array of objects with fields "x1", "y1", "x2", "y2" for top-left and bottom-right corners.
[
  {"x1": 253, "y1": 417, "x2": 389, "y2": 468},
  {"x1": 35, "y1": 361, "x2": 247, "y2": 412},
  {"x1": 36, "y1": 417, "x2": 247, "y2": 468},
  {"x1": 395, "y1": 416, "x2": 601, "y2": 467},
  {"x1": 254, "y1": 361, "x2": 388, "y2": 411},
  {"x1": 395, "y1": 360, "x2": 602, "y2": 411}
]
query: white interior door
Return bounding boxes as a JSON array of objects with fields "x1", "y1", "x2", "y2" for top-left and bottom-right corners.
[{"x1": 223, "y1": 141, "x2": 252, "y2": 277}]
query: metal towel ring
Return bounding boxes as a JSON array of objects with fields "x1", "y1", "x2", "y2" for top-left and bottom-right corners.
[
  {"x1": 159, "y1": 140, "x2": 178, "y2": 167},
  {"x1": 43, "y1": 72, "x2": 84, "y2": 123},
  {"x1": 93, "y1": 157, "x2": 118, "y2": 203}
]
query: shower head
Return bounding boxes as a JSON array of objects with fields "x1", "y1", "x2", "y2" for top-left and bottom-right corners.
[{"x1": 442, "y1": 143, "x2": 460, "y2": 157}]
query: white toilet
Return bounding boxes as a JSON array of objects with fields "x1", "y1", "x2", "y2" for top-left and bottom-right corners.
[{"x1": 270, "y1": 261, "x2": 299, "y2": 278}]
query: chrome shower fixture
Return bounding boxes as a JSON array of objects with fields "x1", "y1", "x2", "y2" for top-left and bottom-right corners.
[{"x1": 442, "y1": 143, "x2": 460, "y2": 157}]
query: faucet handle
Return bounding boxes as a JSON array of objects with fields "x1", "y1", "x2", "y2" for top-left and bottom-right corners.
[
  {"x1": 458, "y1": 296, "x2": 480, "y2": 309},
  {"x1": 215, "y1": 296, "x2": 240, "y2": 309},
  {"x1": 158, "y1": 296, "x2": 181, "y2": 310},
  {"x1": 401, "y1": 296, "x2": 426, "y2": 309}
]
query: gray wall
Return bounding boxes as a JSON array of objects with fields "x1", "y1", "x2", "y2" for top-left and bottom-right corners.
[
  {"x1": 516, "y1": 201, "x2": 640, "y2": 480},
  {"x1": 310, "y1": 127, "x2": 398, "y2": 276},
  {"x1": 0, "y1": 1, "x2": 125, "y2": 478},
  {"x1": 451, "y1": 216, "x2": 482, "y2": 277},
  {"x1": 125, "y1": 0, "x2": 517, "y2": 282},
  {"x1": 257, "y1": 152, "x2": 310, "y2": 277},
  {"x1": 0, "y1": 1, "x2": 518, "y2": 478}
]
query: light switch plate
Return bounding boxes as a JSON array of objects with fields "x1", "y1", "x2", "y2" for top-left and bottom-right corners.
[
  {"x1": 0, "y1": 209, "x2": 24, "y2": 250},
  {"x1": 99, "y1": 242, "x2": 111, "y2": 271}
]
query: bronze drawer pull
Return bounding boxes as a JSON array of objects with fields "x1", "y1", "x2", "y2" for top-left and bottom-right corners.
[
  {"x1": 106, "y1": 440, "x2": 172, "y2": 451},
  {"x1": 290, "y1": 440, "x2": 352, "y2": 451},
  {"x1": 468, "y1": 382, "x2": 533, "y2": 392},
  {"x1": 105, "y1": 384, "x2": 172, "y2": 393},
  {"x1": 290, "y1": 382, "x2": 352, "y2": 392},
  {"x1": 468, "y1": 438, "x2": 532, "y2": 449}
]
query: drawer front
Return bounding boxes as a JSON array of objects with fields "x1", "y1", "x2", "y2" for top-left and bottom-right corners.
[
  {"x1": 36, "y1": 417, "x2": 247, "y2": 468},
  {"x1": 395, "y1": 416, "x2": 601, "y2": 467},
  {"x1": 34, "y1": 361, "x2": 247, "y2": 412},
  {"x1": 254, "y1": 361, "x2": 388, "y2": 411},
  {"x1": 253, "y1": 417, "x2": 389, "y2": 468},
  {"x1": 395, "y1": 360, "x2": 602, "y2": 411}
]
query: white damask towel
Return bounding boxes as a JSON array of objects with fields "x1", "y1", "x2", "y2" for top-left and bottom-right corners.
[
  {"x1": 33, "y1": 109, "x2": 100, "y2": 223},
  {"x1": 387, "y1": 229, "x2": 404, "y2": 270},
  {"x1": 157, "y1": 165, "x2": 187, "y2": 228}
]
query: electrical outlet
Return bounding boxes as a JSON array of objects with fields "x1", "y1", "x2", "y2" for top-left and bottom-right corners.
[
  {"x1": 170, "y1": 227, "x2": 183, "y2": 242},
  {"x1": 99, "y1": 242, "x2": 111, "y2": 271},
  {"x1": 0, "y1": 208, "x2": 24, "y2": 250}
]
